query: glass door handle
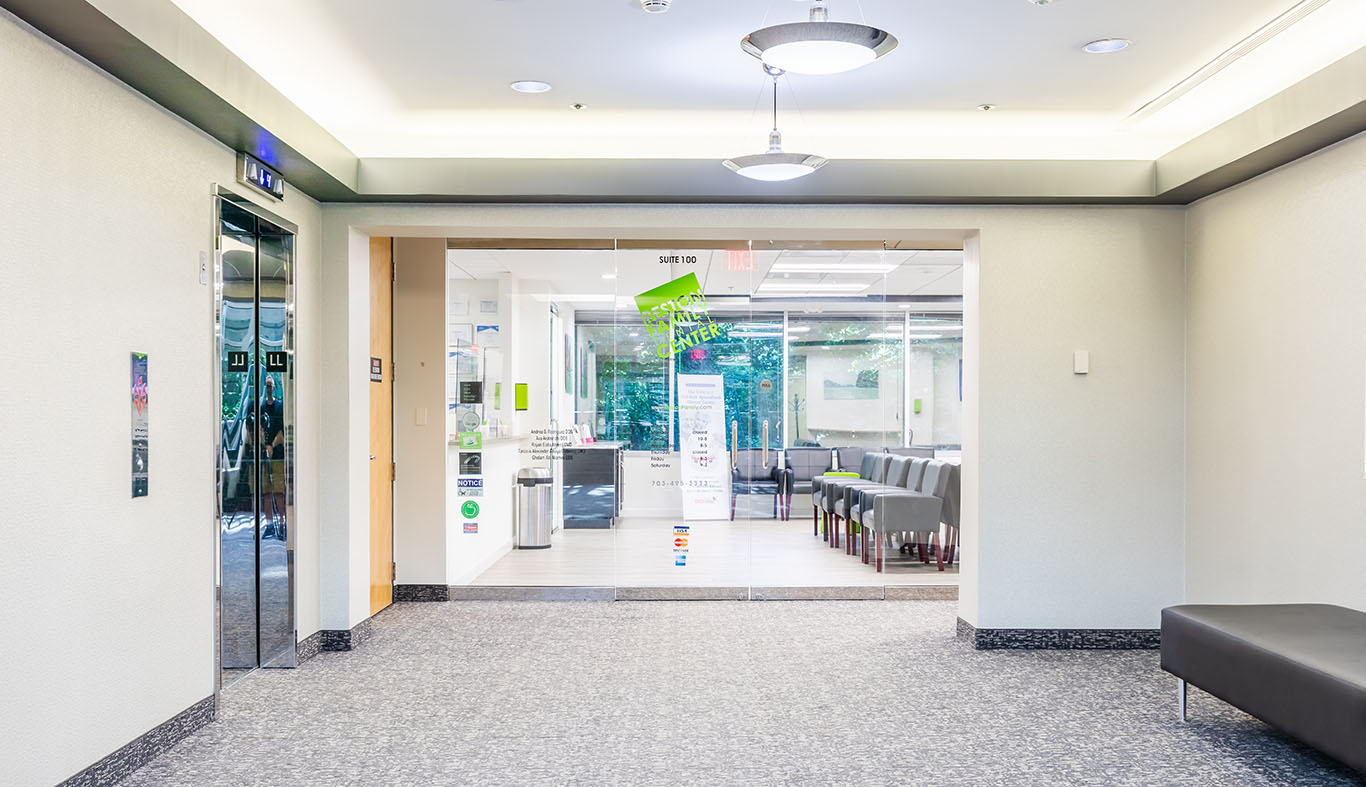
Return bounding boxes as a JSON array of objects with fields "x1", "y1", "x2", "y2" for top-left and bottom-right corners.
[
  {"x1": 731, "y1": 420, "x2": 738, "y2": 469},
  {"x1": 762, "y1": 420, "x2": 770, "y2": 467}
]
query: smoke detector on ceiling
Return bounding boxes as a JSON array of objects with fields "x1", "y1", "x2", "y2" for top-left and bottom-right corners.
[{"x1": 640, "y1": 0, "x2": 671, "y2": 12}]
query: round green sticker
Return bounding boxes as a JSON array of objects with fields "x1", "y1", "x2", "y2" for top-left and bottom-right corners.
[{"x1": 461, "y1": 500, "x2": 480, "y2": 519}]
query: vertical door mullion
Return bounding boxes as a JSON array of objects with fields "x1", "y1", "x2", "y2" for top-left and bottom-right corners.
[{"x1": 252, "y1": 229, "x2": 263, "y2": 666}]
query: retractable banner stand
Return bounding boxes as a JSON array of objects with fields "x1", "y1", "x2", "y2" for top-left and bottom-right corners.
[{"x1": 676, "y1": 373, "x2": 728, "y2": 520}]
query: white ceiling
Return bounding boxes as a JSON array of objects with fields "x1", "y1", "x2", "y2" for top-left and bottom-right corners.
[
  {"x1": 447, "y1": 247, "x2": 963, "y2": 310},
  {"x1": 168, "y1": 0, "x2": 1366, "y2": 161}
]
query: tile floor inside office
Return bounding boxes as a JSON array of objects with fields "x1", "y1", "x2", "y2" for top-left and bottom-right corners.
[
  {"x1": 473, "y1": 499, "x2": 958, "y2": 588},
  {"x1": 125, "y1": 602, "x2": 1361, "y2": 787}
]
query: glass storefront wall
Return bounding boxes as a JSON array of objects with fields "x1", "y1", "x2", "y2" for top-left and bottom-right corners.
[{"x1": 446, "y1": 242, "x2": 963, "y2": 590}]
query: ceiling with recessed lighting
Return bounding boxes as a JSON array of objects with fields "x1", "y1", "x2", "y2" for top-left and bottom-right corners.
[
  {"x1": 446, "y1": 248, "x2": 964, "y2": 311},
  {"x1": 164, "y1": 0, "x2": 1363, "y2": 161}
]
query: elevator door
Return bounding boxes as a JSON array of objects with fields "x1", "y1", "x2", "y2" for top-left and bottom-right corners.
[{"x1": 218, "y1": 196, "x2": 295, "y2": 684}]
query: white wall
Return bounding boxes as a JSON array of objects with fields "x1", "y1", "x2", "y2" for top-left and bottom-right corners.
[
  {"x1": 0, "y1": 11, "x2": 323, "y2": 786},
  {"x1": 1186, "y1": 131, "x2": 1366, "y2": 610},
  {"x1": 318, "y1": 223, "x2": 371, "y2": 630},
  {"x1": 393, "y1": 238, "x2": 448, "y2": 586},
  {"x1": 326, "y1": 202, "x2": 1189, "y2": 630}
]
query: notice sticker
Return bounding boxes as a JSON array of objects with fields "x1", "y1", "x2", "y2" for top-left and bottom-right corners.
[
  {"x1": 457, "y1": 477, "x2": 483, "y2": 497},
  {"x1": 463, "y1": 522, "x2": 479, "y2": 534}
]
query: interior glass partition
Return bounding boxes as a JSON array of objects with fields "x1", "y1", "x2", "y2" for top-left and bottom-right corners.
[{"x1": 444, "y1": 241, "x2": 964, "y2": 593}]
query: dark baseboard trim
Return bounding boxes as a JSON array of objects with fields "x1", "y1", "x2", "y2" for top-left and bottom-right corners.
[
  {"x1": 395, "y1": 584, "x2": 451, "y2": 602},
  {"x1": 296, "y1": 630, "x2": 322, "y2": 664},
  {"x1": 321, "y1": 617, "x2": 375, "y2": 652},
  {"x1": 957, "y1": 617, "x2": 1160, "y2": 650},
  {"x1": 58, "y1": 695, "x2": 215, "y2": 786}
]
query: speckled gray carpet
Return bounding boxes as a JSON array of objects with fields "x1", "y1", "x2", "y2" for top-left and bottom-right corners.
[{"x1": 124, "y1": 601, "x2": 1363, "y2": 787}]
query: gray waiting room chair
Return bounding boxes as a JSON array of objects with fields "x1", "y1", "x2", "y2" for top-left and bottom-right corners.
[
  {"x1": 848, "y1": 457, "x2": 928, "y2": 559},
  {"x1": 813, "y1": 452, "x2": 877, "y2": 542},
  {"x1": 818, "y1": 453, "x2": 893, "y2": 549},
  {"x1": 861, "y1": 459, "x2": 954, "y2": 572},
  {"x1": 834, "y1": 446, "x2": 866, "y2": 472},
  {"x1": 730, "y1": 448, "x2": 782, "y2": 521},
  {"x1": 781, "y1": 447, "x2": 834, "y2": 522},
  {"x1": 832, "y1": 455, "x2": 915, "y2": 555}
]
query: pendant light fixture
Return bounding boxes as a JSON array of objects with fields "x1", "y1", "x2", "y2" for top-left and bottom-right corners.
[
  {"x1": 742, "y1": 0, "x2": 898, "y2": 76},
  {"x1": 723, "y1": 66, "x2": 827, "y2": 182}
]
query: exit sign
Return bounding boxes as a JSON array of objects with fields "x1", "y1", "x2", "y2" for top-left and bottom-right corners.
[{"x1": 237, "y1": 153, "x2": 285, "y2": 201}]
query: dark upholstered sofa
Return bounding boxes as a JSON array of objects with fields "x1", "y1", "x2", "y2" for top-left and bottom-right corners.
[{"x1": 1161, "y1": 604, "x2": 1366, "y2": 774}]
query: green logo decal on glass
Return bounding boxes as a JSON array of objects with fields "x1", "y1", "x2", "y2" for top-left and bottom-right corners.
[
  {"x1": 461, "y1": 500, "x2": 480, "y2": 519},
  {"x1": 459, "y1": 431, "x2": 482, "y2": 450},
  {"x1": 635, "y1": 273, "x2": 720, "y2": 358}
]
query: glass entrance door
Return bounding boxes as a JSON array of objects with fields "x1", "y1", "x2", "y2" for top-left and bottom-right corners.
[{"x1": 217, "y1": 195, "x2": 296, "y2": 686}]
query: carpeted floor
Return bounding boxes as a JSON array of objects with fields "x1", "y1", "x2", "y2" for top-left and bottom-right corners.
[{"x1": 124, "y1": 601, "x2": 1364, "y2": 787}]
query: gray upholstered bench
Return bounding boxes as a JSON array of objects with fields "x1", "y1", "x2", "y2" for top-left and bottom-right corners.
[{"x1": 1161, "y1": 604, "x2": 1366, "y2": 773}]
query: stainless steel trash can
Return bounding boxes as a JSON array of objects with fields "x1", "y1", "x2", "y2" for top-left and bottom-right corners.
[{"x1": 516, "y1": 468, "x2": 554, "y2": 549}]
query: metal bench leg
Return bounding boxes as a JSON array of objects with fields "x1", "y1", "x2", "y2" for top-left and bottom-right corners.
[{"x1": 1179, "y1": 679, "x2": 1188, "y2": 722}]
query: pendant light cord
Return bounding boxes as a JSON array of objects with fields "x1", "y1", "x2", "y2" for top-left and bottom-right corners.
[{"x1": 772, "y1": 75, "x2": 779, "y2": 132}]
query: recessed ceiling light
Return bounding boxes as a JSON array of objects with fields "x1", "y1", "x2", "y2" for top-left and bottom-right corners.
[
  {"x1": 1083, "y1": 38, "x2": 1131, "y2": 54},
  {"x1": 1026, "y1": 0, "x2": 1054, "y2": 5},
  {"x1": 977, "y1": 104, "x2": 998, "y2": 111},
  {"x1": 510, "y1": 80, "x2": 552, "y2": 93},
  {"x1": 601, "y1": 273, "x2": 617, "y2": 279},
  {"x1": 758, "y1": 281, "x2": 868, "y2": 291},
  {"x1": 770, "y1": 261, "x2": 897, "y2": 273},
  {"x1": 742, "y1": 0, "x2": 897, "y2": 75}
]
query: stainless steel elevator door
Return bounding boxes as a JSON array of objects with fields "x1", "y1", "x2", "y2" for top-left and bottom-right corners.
[
  {"x1": 256, "y1": 230, "x2": 294, "y2": 669},
  {"x1": 218, "y1": 197, "x2": 295, "y2": 683}
]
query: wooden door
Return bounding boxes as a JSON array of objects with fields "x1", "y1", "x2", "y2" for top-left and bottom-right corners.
[{"x1": 369, "y1": 237, "x2": 394, "y2": 615}]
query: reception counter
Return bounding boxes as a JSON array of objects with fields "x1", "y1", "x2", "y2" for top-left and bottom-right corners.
[{"x1": 561, "y1": 442, "x2": 623, "y2": 529}]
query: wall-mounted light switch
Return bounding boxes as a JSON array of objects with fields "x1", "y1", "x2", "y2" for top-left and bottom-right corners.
[
  {"x1": 415, "y1": 407, "x2": 428, "y2": 426},
  {"x1": 1074, "y1": 351, "x2": 1090, "y2": 375}
]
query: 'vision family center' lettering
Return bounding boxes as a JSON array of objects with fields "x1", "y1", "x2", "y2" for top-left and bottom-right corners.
[{"x1": 634, "y1": 273, "x2": 720, "y2": 358}]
